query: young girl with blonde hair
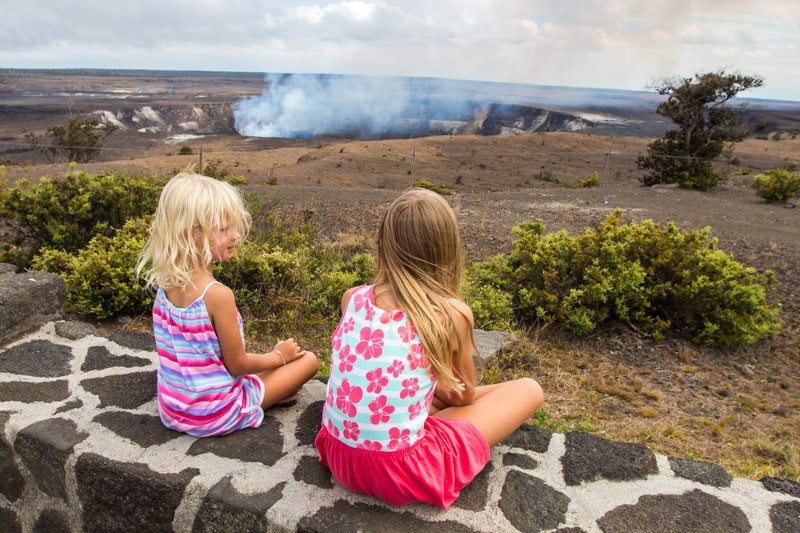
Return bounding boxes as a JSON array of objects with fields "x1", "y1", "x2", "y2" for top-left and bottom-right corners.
[
  {"x1": 137, "y1": 172, "x2": 318, "y2": 437},
  {"x1": 315, "y1": 188, "x2": 543, "y2": 508}
]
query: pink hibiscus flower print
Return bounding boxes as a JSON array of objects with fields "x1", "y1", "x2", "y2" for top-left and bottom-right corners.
[
  {"x1": 331, "y1": 334, "x2": 342, "y2": 352},
  {"x1": 387, "y1": 359, "x2": 404, "y2": 378},
  {"x1": 343, "y1": 420, "x2": 360, "y2": 441},
  {"x1": 364, "y1": 304, "x2": 376, "y2": 321},
  {"x1": 342, "y1": 317, "x2": 355, "y2": 334},
  {"x1": 338, "y1": 345, "x2": 356, "y2": 373},
  {"x1": 357, "y1": 440, "x2": 383, "y2": 451},
  {"x1": 366, "y1": 367, "x2": 389, "y2": 394},
  {"x1": 407, "y1": 343, "x2": 426, "y2": 371},
  {"x1": 408, "y1": 402, "x2": 422, "y2": 420},
  {"x1": 424, "y1": 387, "x2": 435, "y2": 409},
  {"x1": 356, "y1": 327, "x2": 384, "y2": 360},
  {"x1": 353, "y1": 292, "x2": 367, "y2": 312},
  {"x1": 400, "y1": 377, "x2": 419, "y2": 399},
  {"x1": 368, "y1": 395, "x2": 395, "y2": 424},
  {"x1": 335, "y1": 378, "x2": 363, "y2": 418},
  {"x1": 326, "y1": 387, "x2": 334, "y2": 407},
  {"x1": 398, "y1": 322, "x2": 417, "y2": 343},
  {"x1": 380, "y1": 309, "x2": 404, "y2": 324},
  {"x1": 326, "y1": 419, "x2": 340, "y2": 439},
  {"x1": 388, "y1": 427, "x2": 410, "y2": 450}
]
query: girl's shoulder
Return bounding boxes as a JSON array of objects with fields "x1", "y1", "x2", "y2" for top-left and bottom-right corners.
[
  {"x1": 200, "y1": 281, "x2": 235, "y2": 309},
  {"x1": 444, "y1": 296, "x2": 474, "y2": 326},
  {"x1": 341, "y1": 284, "x2": 370, "y2": 313}
]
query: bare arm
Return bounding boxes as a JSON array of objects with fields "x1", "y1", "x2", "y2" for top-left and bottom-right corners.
[
  {"x1": 433, "y1": 299, "x2": 477, "y2": 407},
  {"x1": 205, "y1": 284, "x2": 304, "y2": 376}
]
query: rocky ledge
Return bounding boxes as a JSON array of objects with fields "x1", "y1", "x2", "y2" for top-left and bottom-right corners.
[{"x1": 1, "y1": 270, "x2": 799, "y2": 532}]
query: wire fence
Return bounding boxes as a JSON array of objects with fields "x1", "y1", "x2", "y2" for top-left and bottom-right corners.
[{"x1": 0, "y1": 139, "x2": 795, "y2": 190}]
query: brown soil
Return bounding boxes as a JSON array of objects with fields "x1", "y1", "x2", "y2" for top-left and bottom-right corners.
[{"x1": 4, "y1": 127, "x2": 800, "y2": 482}]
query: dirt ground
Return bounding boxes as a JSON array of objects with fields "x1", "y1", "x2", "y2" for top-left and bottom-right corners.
[{"x1": 3, "y1": 123, "x2": 800, "y2": 481}]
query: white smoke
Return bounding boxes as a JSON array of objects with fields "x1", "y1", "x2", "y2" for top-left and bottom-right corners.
[{"x1": 233, "y1": 74, "x2": 415, "y2": 139}]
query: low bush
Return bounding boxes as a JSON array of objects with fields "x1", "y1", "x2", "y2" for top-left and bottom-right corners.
[
  {"x1": 413, "y1": 179, "x2": 452, "y2": 195},
  {"x1": 33, "y1": 218, "x2": 152, "y2": 318},
  {"x1": 0, "y1": 169, "x2": 164, "y2": 266},
  {"x1": 753, "y1": 166, "x2": 800, "y2": 202},
  {"x1": 466, "y1": 210, "x2": 780, "y2": 346}
]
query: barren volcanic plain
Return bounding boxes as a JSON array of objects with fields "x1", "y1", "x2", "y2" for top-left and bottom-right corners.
[{"x1": 2, "y1": 69, "x2": 800, "y2": 480}]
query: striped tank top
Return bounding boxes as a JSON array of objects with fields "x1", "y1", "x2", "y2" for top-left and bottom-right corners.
[
  {"x1": 322, "y1": 285, "x2": 437, "y2": 451},
  {"x1": 153, "y1": 281, "x2": 264, "y2": 437}
]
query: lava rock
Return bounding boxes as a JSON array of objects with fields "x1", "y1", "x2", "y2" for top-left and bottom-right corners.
[
  {"x1": 669, "y1": 456, "x2": 732, "y2": 487},
  {"x1": 0, "y1": 340, "x2": 73, "y2": 377},
  {"x1": 80, "y1": 371, "x2": 157, "y2": 408},
  {"x1": 93, "y1": 411, "x2": 182, "y2": 447},
  {"x1": 192, "y1": 476, "x2": 284, "y2": 533},
  {"x1": 498, "y1": 470, "x2": 570, "y2": 532},
  {"x1": 187, "y1": 415, "x2": 284, "y2": 466},
  {"x1": 293, "y1": 455, "x2": 333, "y2": 489},
  {"x1": 562, "y1": 431, "x2": 657, "y2": 486}
]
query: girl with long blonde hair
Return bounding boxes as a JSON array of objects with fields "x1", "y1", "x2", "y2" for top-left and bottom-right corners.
[
  {"x1": 315, "y1": 188, "x2": 543, "y2": 508},
  {"x1": 137, "y1": 172, "x2": 318, "y2": 437}
]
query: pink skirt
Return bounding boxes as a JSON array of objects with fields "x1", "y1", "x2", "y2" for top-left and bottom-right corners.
[{"x1": 315, "y1": 416, "x2": 490, "y2": 508}]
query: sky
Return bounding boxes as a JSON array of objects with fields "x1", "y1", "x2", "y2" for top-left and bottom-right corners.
[{"x1": 1, "y1": 1, "x2": 798, "y2": 101}]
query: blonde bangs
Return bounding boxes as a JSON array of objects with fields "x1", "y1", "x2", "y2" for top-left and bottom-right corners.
[{"x1": 136, "y1": 173, "x2": 251, "y2": 291}]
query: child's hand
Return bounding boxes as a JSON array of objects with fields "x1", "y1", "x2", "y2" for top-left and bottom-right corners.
[{"x1": 274, "y1": 338, "x2": 306, "y2": 364}]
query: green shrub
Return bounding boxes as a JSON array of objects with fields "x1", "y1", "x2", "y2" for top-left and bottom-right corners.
[
  {"x1": 178, "y1": 145, "x2": 194, "y2": 155},
  {"x1": 0, "y1": 170, "x2": 164, "y2": 266},
  {"x1": 413, "y1": 180, "x2": 453, "y2": 195},
  {"x1": 578, "y1": 171, "x2": 601, "y2": 188},
  {"x1": 754, "y1": 167, "x2": 800, "y2": 201},
  {"x1": 32, "y1": 218, "x2": 153, "y2": 318},
  {"x1": 466, "y1": 210, "x2": 780, "y2": 346}
]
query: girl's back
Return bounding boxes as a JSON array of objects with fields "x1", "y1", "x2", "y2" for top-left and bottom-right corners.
[
  {"x1": 154, "y1": 283, "x2": 264, "y2": 436},
  {"x1": 323, "y1": 285, "x2": 436, "y2": 451}
]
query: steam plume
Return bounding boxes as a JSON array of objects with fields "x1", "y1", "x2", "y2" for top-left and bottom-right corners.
[{"x1": 233, "y1": 74, "x2": 417, "y2": 139}]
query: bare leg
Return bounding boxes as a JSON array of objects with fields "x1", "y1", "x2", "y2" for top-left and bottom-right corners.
[
  {"x1": 433, "y1": 378, "x2": 543, "y2": 447},
  {"x1": 256, "y1": 351, "x2": 319, "y2": 408}
]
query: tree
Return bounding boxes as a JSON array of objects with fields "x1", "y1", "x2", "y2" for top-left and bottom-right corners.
[
  {"x1": 25, "y1": 115, "x2": 119, "y2": 163},
  {"x1": 637, "y1": 70, "x2": 763, "y2": 190}
]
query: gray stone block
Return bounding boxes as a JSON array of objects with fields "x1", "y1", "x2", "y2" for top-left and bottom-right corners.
[
  {"x1": 501, "y1": 422, "x2": 552, "y2": 453},
  {"x1": 81, "y1": 345, "x2": 150, "y2": 372},
  {"x1": 80, "y1": 370, "x2": 157, "y2": 408},
  {"x1": 54, "y1": 320, "x2": 98, "y2": 340},
  {"x1": 0, "y1": 270, "x2": 66, "y2": 345},
  {"x1": 0, "y1": 507, "x2": 22, "y2": 533},
  {"x1": 108, "y1": 330, "x2": 156, "y2": 352},
  {"x1": 0, "y1": 412, "x2": 25, "y2": 503},
  {"x1": 770, "y1": 500, "x2": 800, "y2": 533},
  {"x1": 295, "y1": 400, "x2": 325, "y2": 446},
  {"x1": 75, "y1": 453, "x2": 199, "y2": 533},
  {"x1": 0, "y1": 380, "x2": 70, "y2": 403},
  {"x1": 452, "y1": 462, "x2": 493, "y2": 511},
  {"x1": 54, "y1": 398, "x2": 83, "y2": 414},
  {"x1": 33, "y1": 509, "x2": 71, "y2": 533},
  {"x1": 668, "y1": 456, "x2": 732, "y2": 487},
  {"x1": 191, "y1": 476, "x2": 284, "y2": 533},
  {"x1": 472, "y1": 328, "x2": 517, "y2": 364},
  {"x1": 14, "y1": 418, "x2": 88, "y2": 501},
  {"x1": 93, "y1": 411, "x2": 181, "y2": 447},
  {"x1": 596, "y1": 489, "x2": 750, "y2": 533},
  {"x1": 187, "y1": 415, "x2": 284, "y2": 466},
  {"x1": 293, "y1": 454, "x2": 333, "y2": 489},
  {"x1": 503, "y1": 452, "x2": 539, "y2": 470},
  {"x1": 562, "y1": 431, "x2": 658, "y2": 486},
  {"x1": 760, "y1": 476, "x2": 800, "y2": 498},
  {"x1": 297, "y1": 500, "x2": 478, "y2": 532},
  {"x1": 0, "y1": 340, "x2": 73, "y2": 377},
  {"x1": 499, "y1": 470, "x2": 570, "y2": 533}
]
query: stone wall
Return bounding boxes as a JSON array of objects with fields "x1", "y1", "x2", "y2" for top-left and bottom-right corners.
[{"x1": 1, "y1": 268, "x2": 799, "y2": 532}]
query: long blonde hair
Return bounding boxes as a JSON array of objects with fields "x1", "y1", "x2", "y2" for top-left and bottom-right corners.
[
  {"x1": 136, "y1": 172, "x2": 252, "y2": 291},
  {"x1": 375, "y1": 188, "x2": 472, "y2": 391}
]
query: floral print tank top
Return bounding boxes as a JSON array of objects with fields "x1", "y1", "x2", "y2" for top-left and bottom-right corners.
[{"x1": 322, "y1": 285, "x2": 436, "y2": 451}]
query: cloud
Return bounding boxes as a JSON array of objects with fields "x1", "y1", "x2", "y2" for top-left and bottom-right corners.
[{"x1": 0, "y1": 0, "x2": 796, "y2": 100}]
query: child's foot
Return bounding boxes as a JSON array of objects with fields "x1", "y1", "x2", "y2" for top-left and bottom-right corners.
[{"x1": 275, "y1": 392, "x2": 298, "y2": 405}]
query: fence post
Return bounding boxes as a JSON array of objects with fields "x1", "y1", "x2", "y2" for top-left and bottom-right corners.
[
  {"x1": 199, "y1": 147, "x2": 203, "y2": 174},
  {"x1": 604, "y1": 149, "x2": 611, "y2": 189},
  {"x1": 410, "y1": 148, "x2": 416, "y2": 187}
]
